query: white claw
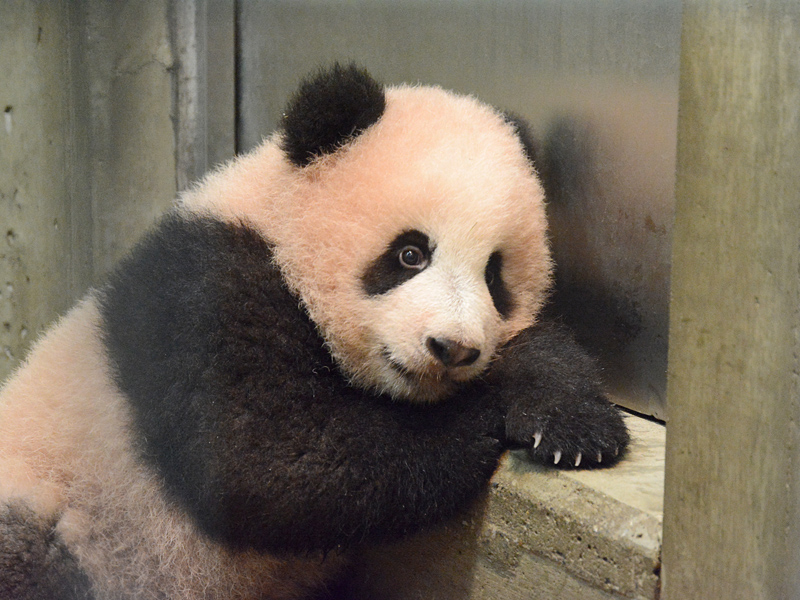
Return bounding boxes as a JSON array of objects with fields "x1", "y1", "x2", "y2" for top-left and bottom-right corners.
[
  {"x1": 575, "y1": 452, "x2": 582, "y2": 467},
  {"x1": 533, "y1": 432, "x2": 542, "y2": 449},
  {"x1": 596, "y1": 452, "x2": 603, "y2": 463},
  {"x1": 553, "y1": 450, "x2": 562, "y2": 465},
  {"x1": 614, "y1": 446, "x2": 619, "y2": 457}
]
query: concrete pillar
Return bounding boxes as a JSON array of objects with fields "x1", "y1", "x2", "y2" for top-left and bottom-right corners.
[{"x1": 662, "y1": 3, "x2": 800, "y2": 598}]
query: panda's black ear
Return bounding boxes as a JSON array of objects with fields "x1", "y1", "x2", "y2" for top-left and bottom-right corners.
[
  {"x1": 503, "y1": 112, "x2": 539, "y2": 168},
  {"x1": 281, "y1": 63, "x2": 386, "y2": 168}
]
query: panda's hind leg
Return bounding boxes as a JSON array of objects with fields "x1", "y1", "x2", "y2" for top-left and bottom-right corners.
[{"x1": 0, "y1": 501, "x2": 94, "y2": 600}]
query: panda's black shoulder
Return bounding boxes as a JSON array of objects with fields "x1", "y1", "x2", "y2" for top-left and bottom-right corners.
[
  {"x1": 281, "y1": 63, "x2": 386, "y2": 167},
  {"x1": 99, "y1": 210, "x2": 327, "y2": 409},
  {"x1": 98, "y1": 213, "x2": 329, "y2": 483}
]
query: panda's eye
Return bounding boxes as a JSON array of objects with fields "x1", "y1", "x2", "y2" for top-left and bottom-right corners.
[
  {"x1": 398, "y1": 246, "x2": 428, "y2": 270},
  {"x1": 362, "y1": 230, "x2": 432, "y2": 296}
]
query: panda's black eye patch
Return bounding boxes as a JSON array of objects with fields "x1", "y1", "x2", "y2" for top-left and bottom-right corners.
[
  {"x1": 485, "y1": 251, "x2": 515, "y2": 319},
  {"x1": 362, "y1": 230, "x2": 432, "y2": 296}
]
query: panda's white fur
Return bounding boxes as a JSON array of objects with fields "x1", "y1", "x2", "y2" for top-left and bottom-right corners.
[
  {"x1": 0, "y1": 66, "x2": 627, "y2": 600},
  {"x1": 183, "y1": 85, "x2": 550, "y2": 401}
]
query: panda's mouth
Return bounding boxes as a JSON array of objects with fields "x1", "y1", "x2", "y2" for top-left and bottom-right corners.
[
  {"x1": 378, "y1": 347, "x2": 486, "y2": 403},
  {"x1": 381, "y1": 347, "x2": 467, "y2": 390},
  {"x1": 386, "y1": 356, "x2": 415, "y2": 379},
  {"x1": 382, "y1": 350, "x2": 427, "y2": 380}
]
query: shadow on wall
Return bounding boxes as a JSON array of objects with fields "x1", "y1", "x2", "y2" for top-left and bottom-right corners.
[
  {"x1": 541, "y1": 117, "x2": 643, "y2": 358},
  {"x1": 539, "y1": 116, "x2": 670, "y2": 420}
]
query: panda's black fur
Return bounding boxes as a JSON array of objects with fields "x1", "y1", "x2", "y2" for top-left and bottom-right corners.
[
  {"x1": 0, "y1": 64, "x2": 629, "y2": 599},
  {"x1": 281, "y1": 64, "x2": 387, "y2": 167}
]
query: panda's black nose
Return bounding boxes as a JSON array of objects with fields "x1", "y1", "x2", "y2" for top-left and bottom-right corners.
[{"x1": 426, "y1": 337, "x2": 481, "y2": 368}]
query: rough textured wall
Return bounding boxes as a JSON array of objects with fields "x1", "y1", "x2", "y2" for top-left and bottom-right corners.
[
  {"x1": 0, "y1": 1, "x2": 177, "y2": 382},
  {"x1": 1, "y1": 2, "x2": 79, "y2": 379}
]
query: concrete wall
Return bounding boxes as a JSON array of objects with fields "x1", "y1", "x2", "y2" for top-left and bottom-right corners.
[
  {"x1": 236, "y1": 0, "x2": 682, "y2": 420},
  {"x1": 0, "y1": 1, "x2": 177, "y2": 382},
  {"x1": 2, "y1": 2, "x2": 84, "y2": 377}
]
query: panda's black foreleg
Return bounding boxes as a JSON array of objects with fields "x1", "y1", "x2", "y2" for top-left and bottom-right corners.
[
  {"x1": 0, "y1": 502, "x2": 94, "y2": 600},
  {"x1": 492, "y1": 321, "x2": 630, "y2": 468}
]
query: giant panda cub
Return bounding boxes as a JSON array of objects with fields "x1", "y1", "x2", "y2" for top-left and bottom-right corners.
[{"x1": 0, "y1": 65, "x2": 629, "y2": 600}]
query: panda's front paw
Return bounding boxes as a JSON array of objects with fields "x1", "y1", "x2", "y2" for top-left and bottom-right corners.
[{"x1": 505, "y1": 394, "x2": 629, "y2": 469}]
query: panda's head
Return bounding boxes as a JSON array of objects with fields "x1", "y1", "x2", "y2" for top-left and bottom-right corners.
[{"x1": 189, "y1": 64, "x2": 551, "y2": 402}]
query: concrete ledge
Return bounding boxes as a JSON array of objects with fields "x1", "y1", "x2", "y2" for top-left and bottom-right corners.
[{"x1": 351, "y1": 416, "x2": 664, "y2": 599}]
